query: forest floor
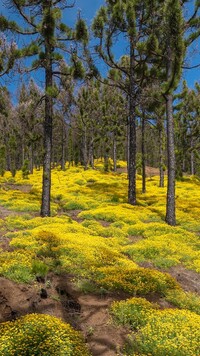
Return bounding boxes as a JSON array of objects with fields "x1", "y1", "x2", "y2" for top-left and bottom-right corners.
[{"x1": 0, "y1": 169, "x2": 199, "y2": 356}]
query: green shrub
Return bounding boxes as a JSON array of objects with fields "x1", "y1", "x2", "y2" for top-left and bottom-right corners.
[
  {"x1": 22, "y1": 159, "x2": 29, "y2": 179},
  {"x1": 110, "y1": 297, "x2": 158, "y2": 329},
  {"x1": 63, "y1": 201, "x2": 88, "y2": 211},
  {"x1": 165, "y1": 289, "x2": 200, "y2": 315},
  {"x1": 110, "y1": 194, "x2": 120, "y2": 203},
  {"x1": 3, "y1": 265, "x2": 34, "y2": 283},
  {"x1": 32, "y1": 260, "x2": 49, "y2": 279}
]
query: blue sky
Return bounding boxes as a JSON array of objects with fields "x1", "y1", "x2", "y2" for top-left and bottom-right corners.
[{"x1": 0, "y1": 0, "x2": 200, "y2": 101}]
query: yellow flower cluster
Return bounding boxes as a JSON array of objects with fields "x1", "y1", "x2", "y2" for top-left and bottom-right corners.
[
  {"x1": 133, "y1": 309, "x2": 200, "y2": 356},
  {"x1": 111, "y1": 298, "x2": 200, "y2": 356},
  {"x1": 95, "y1": 266, "x2": 179, "y2": 295},
  {"x1": 0, "y1": 313, "x2": 90, "y2": 355}
]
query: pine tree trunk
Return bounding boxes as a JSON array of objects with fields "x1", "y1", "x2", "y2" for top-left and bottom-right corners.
[
  {"x1": 165, "y1": 90, "x2": 176, "y2": 225},
  {"x1": 61, "y1": 121, "x2": 66, "y2": 170},
  {"x1": 113, "y1": 133, "x2": 117, "y2": 172},
  {"x1": 159, "y1": 122, "x2": 164, "y2": 188},
  {"x1": 166, "y1": 94, "x2": 176, "y2": 226},
  {"x1": 29, "y1": 143, "x2": 33, "y2": 174},
  {"x1": 141, "y1": 115, "x2": 146, "y2": 193},
  {"x1": 128, "y1": 38, "x2": 137, "y2": 205},
  {"x1": 127, "y1": 121, "x2": 130, "y2": 178},
  {"x1": 190, "y1": 137, "x2": 195, "y2": 175},
  {"x1": 89, "y1": 138, "x2": 94, "y2": 169},
  {"x1": 67, "y1": 127, "x2": 73, "y2": 168},
  {"x1": 41, "y1": 6, "x2": 53, "y2": 217},
  {"x1": 83, "y1": 127, "x2": 88, "y2": 170},
  {"x1": 22, "y1": 137, "x2": 25, "y2": 167}
]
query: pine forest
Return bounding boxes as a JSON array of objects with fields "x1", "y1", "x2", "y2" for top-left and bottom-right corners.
[{"x1": 0, "y1": 1, "x2": 200, "y2": 355}]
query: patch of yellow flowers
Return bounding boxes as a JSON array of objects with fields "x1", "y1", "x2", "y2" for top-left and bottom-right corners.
[
  {"x1": 0, "y1": 314, "x2": 90, "y2": 355},
  {"x1": 111, "y1": 297, "x2": 200, "y2": 356}
]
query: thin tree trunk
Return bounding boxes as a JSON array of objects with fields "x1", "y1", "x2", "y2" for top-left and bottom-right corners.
[
  {"x1": 127, "y1": 120, "x2": 130, "y2": 178},
  {"x1": 41, "y1": 4, "x2": 53, "y2": 217},
  {"x1": 182, "y1": 158, "x2": 186, "y2": 173},
  {"x1": 29, "y1": 143, "x2": 33, "y2": 174},
  {"x1": 128, "y1": 37, "x2": 137, "y2": 205},
  {"x1": 166, "y1": 94, "x2": 176, "y2": 226},
  {"x1": 89, "y1": 138, "x2": 94, "y2": 169},
  {"x1": 83, "y1": 127, "x2": 88, "y2": 170},
  {"x1": 190, "y1": 137, "x2": 195, "y2": 175},
  {"x1": 22, "y1": 137, "x2": 25, "y2": 167},
  {"x1": 158, "y1": 122, "x2": 164, "y2": 188},
  {"x1": 141, "y1": 115, "x2": 146, "y2": 193},
  {"x1": 61, "y1": 121, "x2": 65, "y2": 170},
  {"x1": 113, "y1": 133, "x2": 117, "y2": 172},
  {"x1": 104, "y1": 153, "x2": 109, "y2": 172},
  {"x1": 165, "y1": 91, "x2": 176, "y2": 225},
  {"x1": 6, "y1": 144, "x2": 10, "y2": 171}
]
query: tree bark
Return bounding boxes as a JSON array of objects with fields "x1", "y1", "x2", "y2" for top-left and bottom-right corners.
[
  {"x1": 126, "y1": 119, "x2": 130, "y2": 177},
  {"x1": 158, "y1": 121, "x2": 164, "y2": 188},
  {"x1": 113, "y1": 132, "x2": 117, "y2": 172},
  {"x1": 61, "y1": 121, "x2": 66, "y2": 171},
  {"x1": 128, "y1": 37, "x2": 137, "y2": 205},
  {"x1": 29, "y1": 142, "x2": 33, "y2": 174},
  {"x1": 89, "y1": 137, "x2": 94, "y2": 169},
  {"x1": 141, "y1": 115, "x2": 146, "y2": 193},
  {"x1": 83, "y1": 126, "x2": 88, "y2": 170},
  {"x1": 165, "y1": 91, "x2": 176, "y2": 225},
  {"x1": 41, "y1": 2, "x2": 53, "y2": 217},
  {"x1": 190, "y1": 137, "x2": 195, "y2": 175}
]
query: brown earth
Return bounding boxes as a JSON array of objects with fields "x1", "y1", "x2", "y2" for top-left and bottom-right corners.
[
  {"x1": 117, "y1": 165, "x2": 165, "y2": 176},
  {"x1": 170, "y1": 266, "x2": 200, "y2": 294}
]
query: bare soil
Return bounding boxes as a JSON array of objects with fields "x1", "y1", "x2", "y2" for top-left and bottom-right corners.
[
  {"x1": 170, "y1": 265, "x2": 200, "y2": 294},
  {"x1": 117, "y1": 165, "x2": 165, "y2": 176}
]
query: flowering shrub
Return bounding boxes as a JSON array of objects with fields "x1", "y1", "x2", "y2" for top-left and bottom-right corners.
[
  {"x1": 0, "y1": 314, "x2": 90, "y2": 355},
  {"x1": 110, "y1": 297, "x2": 158, "y2": 329},
  {"x1": 95, "y1": 266, "x2": 180, "y2": 295},
  {"x1": 111, "y1": 299, "x2": 200, "y2": 356},
  {"x1": 165, "y1": 289, "x2": 200, "y2": 315},
  {"x1": 130, "y1": 309, "x2": 200, "y2": 356}
]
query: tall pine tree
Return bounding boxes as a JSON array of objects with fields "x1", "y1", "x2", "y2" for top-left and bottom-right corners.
[{"x1": 1, "y1": 0, "x2": 88, "y2": 216}]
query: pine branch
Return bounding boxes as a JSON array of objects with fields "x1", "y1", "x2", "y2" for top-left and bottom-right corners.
[{"x1": 12, "y1": 0, "x2": 37, "y2": 29}]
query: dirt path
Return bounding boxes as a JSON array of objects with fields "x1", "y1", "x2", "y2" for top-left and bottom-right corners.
[{"x1": 78, "y1": 294, "x2": 128, "y2": 356}]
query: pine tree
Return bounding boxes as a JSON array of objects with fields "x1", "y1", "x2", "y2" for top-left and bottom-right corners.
[
  {"x1": 92, "y1": 0, "x2": 164, "y2": 205},
  {"x1": 162, "y1": 0, "x2": 185, "y2": 226},
  {"x1": 17, "y1": 80, "x2": 43, "y2": 172},
  {"x1": 175, "y1": 81, "x2": 200, "y2": 176},
  {"x1": 0, "y1": 33, "x2": 18, "y2": 76},
  {"x1": 1, "y1": 0, "x2": 88, "y2": 217}
]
